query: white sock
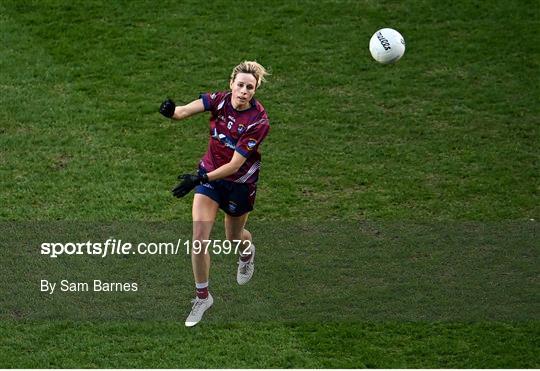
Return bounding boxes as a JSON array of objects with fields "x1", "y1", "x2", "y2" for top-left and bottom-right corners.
[
  {"x1": 240, "y1": 243, "x2": 254, "y2": 261},
  {"x1": 195, "y1": 281, "x2": 208, "y2": 289}
]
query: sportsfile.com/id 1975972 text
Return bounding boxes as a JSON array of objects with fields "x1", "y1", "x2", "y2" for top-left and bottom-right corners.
[{"x1": 40, "y1": 238, "x2": 253, "y2": 258}]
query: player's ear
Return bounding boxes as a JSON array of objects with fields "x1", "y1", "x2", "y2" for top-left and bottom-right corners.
[{"x1": 229, "y1": 79, "x2": 234, "y2": 90}]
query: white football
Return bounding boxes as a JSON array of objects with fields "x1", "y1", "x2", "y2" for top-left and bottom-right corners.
[{"x1": 369, "y1": 28, "x2": 406, "y2": 64}]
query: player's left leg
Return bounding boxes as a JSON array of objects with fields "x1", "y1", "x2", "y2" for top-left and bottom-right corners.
[{"x1": 224, "y1": 213, "x2": 256, "y2": 285}]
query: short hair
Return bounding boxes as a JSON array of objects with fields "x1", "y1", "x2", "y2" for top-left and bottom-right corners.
[{"x1": 230, "y1": 61, "x2": 269, "y2": 88}]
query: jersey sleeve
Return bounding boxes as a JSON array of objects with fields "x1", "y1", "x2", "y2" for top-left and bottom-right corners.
[
  {"x1": 199, "y1": 91, "x2": 227, "y2": 113},
  {"x1": 235, "y1": 114, "x2": 270, "y2": 157}
]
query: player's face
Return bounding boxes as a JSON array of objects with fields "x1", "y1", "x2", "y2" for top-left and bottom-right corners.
[{"x1": 230, "y1": 73, "x2": 257, "y2": 110}]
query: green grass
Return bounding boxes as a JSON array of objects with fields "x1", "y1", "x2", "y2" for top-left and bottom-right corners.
[
  {"x1": 1, "y1": 221, "x2": 538, "y2": 322},
  {"x1": 1, "y1": 0, "x2": 539, "y2": 368},
  {"x1": 1, "y1": 321, "x2": 537, "y2": 368}
]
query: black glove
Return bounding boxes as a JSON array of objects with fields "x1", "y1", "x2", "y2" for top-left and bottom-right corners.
[
  {"x1": 172, "y1": 173, "x2": 209, "y2": 198},
  {"x1": 159, "y1": 99, "x2": 176, "y2": 118}
]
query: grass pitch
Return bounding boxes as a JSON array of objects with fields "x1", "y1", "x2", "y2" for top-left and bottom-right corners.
[{"x1": 1, "y1": 0, "x2": 539, "y2": 368}]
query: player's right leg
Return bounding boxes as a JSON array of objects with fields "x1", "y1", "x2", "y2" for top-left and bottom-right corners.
[{"x1": 185, "y1": 193, "x2": 219, "y2": 327}]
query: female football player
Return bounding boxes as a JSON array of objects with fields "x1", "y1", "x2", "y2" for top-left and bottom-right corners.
[{"x1": 159, "y1": 61, "x2": 270, "y2": 327}]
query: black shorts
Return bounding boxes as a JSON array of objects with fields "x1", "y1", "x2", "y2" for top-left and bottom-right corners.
[{"x1": 194, "y1": 170, "x2": 257, "y2": 217}]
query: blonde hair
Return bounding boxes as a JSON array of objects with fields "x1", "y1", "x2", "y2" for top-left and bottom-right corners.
[{"x1": 230, "y1": 61, "x2": 269, "y2": 88}]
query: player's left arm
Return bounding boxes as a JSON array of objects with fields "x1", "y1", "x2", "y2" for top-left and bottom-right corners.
[
  {"x1": 207, "y1": 113, "x2": 269, "y2": 181},
  {"x1": 171, "y1": 113, "x2": 268, "y2": 198},
  {"x1": 205, "y1": 151, "x2": 247, "y2": 181},
  {"x1": 171, "y1": 152, "x2": 247, "y2": 198}
]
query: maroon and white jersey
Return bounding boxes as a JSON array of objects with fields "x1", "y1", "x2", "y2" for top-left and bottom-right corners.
[{"x1": 198, "y1": 91, "x2": 270, "y2": 184}]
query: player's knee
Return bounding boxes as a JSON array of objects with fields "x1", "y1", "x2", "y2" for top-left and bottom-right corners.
[
  {"x1": 193, "y1": 231, "x2": 205, "y2": 242},
  {"x1": 193, "y1": 219, "x2": 213, "y2": 238},
  {"x1": 192, "y1": 230, "x2": 210, "y2": 247}
]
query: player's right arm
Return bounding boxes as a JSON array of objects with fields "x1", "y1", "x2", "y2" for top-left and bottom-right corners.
[{"x1": 159, "y1": 98, "x2": 205, "y2": 121}]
